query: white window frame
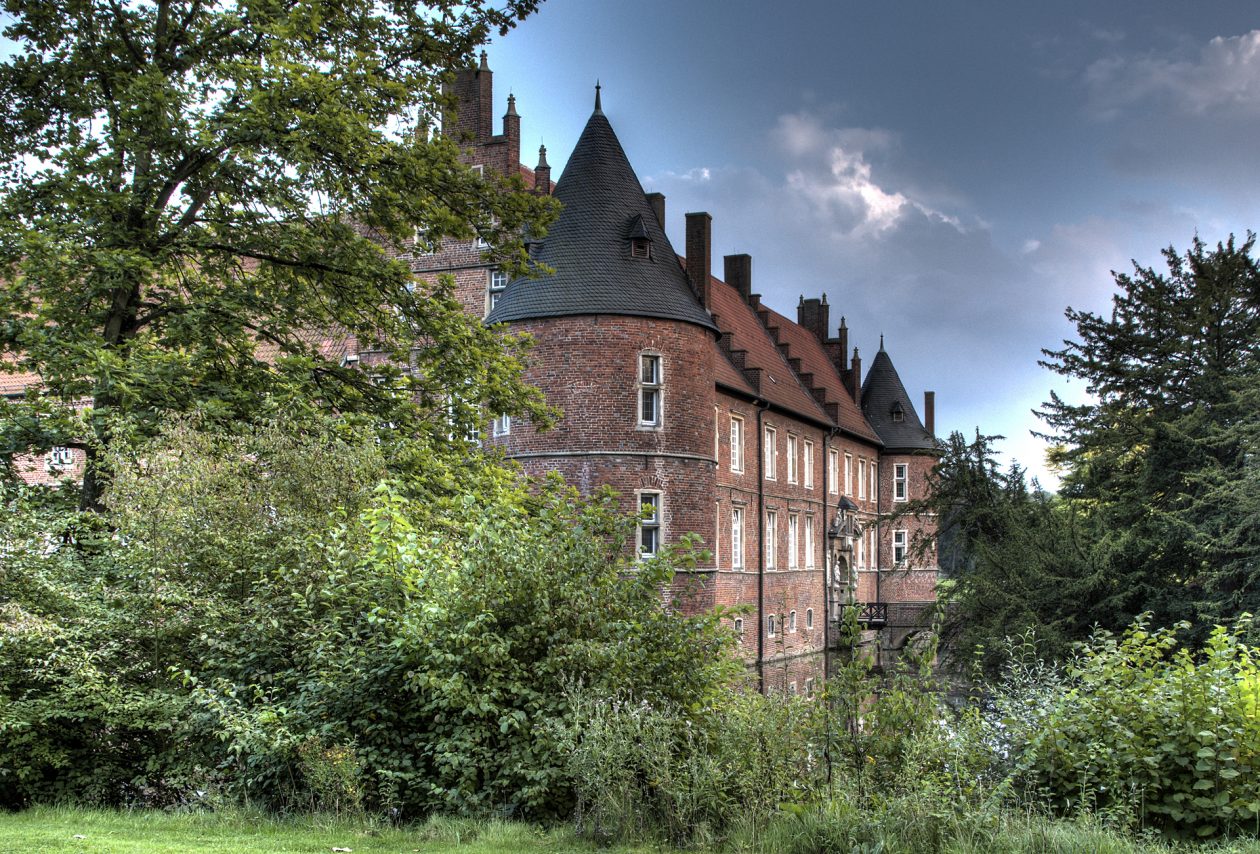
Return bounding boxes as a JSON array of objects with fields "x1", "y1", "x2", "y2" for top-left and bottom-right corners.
[
  {"x1": 858, "y1": 459, "x2": 867, "y2": 500},
  {"x1": 487, "y1": 268, "x2": 509, "y2": 313},
  {"x1": 805, "y1": 677, "x2": 814, "y2": 698},
  {"x1": 844, "y1": 453, "x2": 853, "y2": 496},
  {"x1": 638, "y1": 352, "x2": 663, "y2": 428},
  {"x1": 803, "y1": 440, "x2": 814, "y2": 489},
  {"x1": 804, "y1": 514, "x2": 815, "y2": 567},
  {"x1": 764, "y1": 426, "x2": 777, "y2": 479},
  {"x1": 731, "y1": 507, "x2": 744, "y2": 570},
  {"x1": 714, "y1": 405, "x2": 720, "y2": 461},
  {"x1": 46, "y1": 446, "x2": 74, "y2": 471},
  {"x1": 857, "y1": 527, "x2": 866, "y2": 569},
  {"x1": 734, "y1": 617, "x2": 744, "y2": 637},
  {"x1": 828, "y1": 448, "x2": 839, "y2": 494},
  {"x1": 894, "y1": 529, "x2": 908, "y2": 566},
  {"x1": 637, "y1": 491, "x2": 662, "y2": 559},
  {"x1": 806, "y1": 608, "x2": 814, "y2": 630},
  {"x1": 789, "y1": 610, "x2": 797, "y2": 633},
  {"x1": 788, "y1": 513, "x2": 799, "y2": 568},
  {"x1": 491, "y1": 414, "x2": 511, "y2": 437},
  {"x1": 730, "y1": 415, "x2": 745, "y2": 472},
  {"x1": 788, "y1": 681, "x2": 798, "y2": 696},
  {"x1": 870, "y1": 530, "x2": 878, "y2": 571},
  {"x1": 714, "y1": 502, "x2": 720, "y2": 567},
  {"x1": 871, "y1": 462, "x2": 878, "y2": 503},
  {"x1": 767, "y1": 614, "x2": 777, "y2": 637},
  {"x1": 894, "y1": 463, "x2": 908, "y2": 502},
  {"x1": 787, "y1": 434, "x2": 798, "y2": 484},
  {"x1": 765, "y1": 510, "x2": 778, "y2": 569}
]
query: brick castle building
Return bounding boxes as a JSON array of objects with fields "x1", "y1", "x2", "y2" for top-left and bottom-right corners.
[{"x1": 424, "y1": 56, "x2": 942, "y2": 688}]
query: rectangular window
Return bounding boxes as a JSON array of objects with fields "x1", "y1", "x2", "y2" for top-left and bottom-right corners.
[
  {"x1": 806, "y1": 608, "x2": 814, "y2": 629},
  {"x1": 491, "y1": 414, "x2": 511, "y2": 437},
  {"x1": 858, "y1": 459, "x2": 867, "y2": 500},
  {"x1": 804, "y1": 677, "x2": 814, "y2": 697},
  {"x1": 857, "y1": 527, "x2": 866, "y2": 569},
  {"x1": 789, "y1": 610, "x2": 797, "y2": 632},
  {"x1": 714, "y1": 502, "x2": 720, "y2": 567},
  {"x1": 804, "y1": 514, "x2": 815, "y2": 567},
  {"x1": 844, "y1": 453, "x2": 853, "y2": 496},
  {"x1": 788, "y1": 513, "x2": 799, "y2": 568},
  {"x1": 730, "y1": 415, "x2": 744, "y2": 472},
  {"x1": 732, "y1": 507, "x2": 744, "y2": 569},
  {"x1": 787, "y1": 434, "x2": 798, "y2": 483},
  {"x1": 639, "y1": 353, "x2": 662, "y2": 427},
  {"x1": 870, "y1": 530, "x2": 878, "y2": 570},
  {"x1": 828, "y1": 448, "x2": 839, "y2": 494},
  {"x1": 765, "y1": 510, "x2": 778, "y2": 568},
  {"x1": 894, "y1": 529, "x2": 908, "y2": 565},
  {"x1": 894, "y1": 463, "x2": 908, "y2": 502},
  {"x1": 487, "y1": 269, "x2": 509, "y2": 313},
  {"x1": 46, "y1": 446, "x2": 74, "y2": 470},
  {"x1": 764, "y1": 426, "x2": 777, "y2": 479},
  {"x1": 803, "y1": 440, "x2": 814, "y2": 489},
  {"x1": 714, "y1": 406, "x2": 720, "y2": 460},
  {"x1": 638, "y1": 492, "x2": 661, "y2": 558},
  {"x1": 768, "y1": 614, "x2": 776, "y2": 637},
  {"x1": 871, "y1": 462, "x2": 878, "y2": 503}
]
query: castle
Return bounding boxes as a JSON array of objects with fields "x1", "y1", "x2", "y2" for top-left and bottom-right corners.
[{"x1": 416, "y1": 55, "x2": 941, "y2": 688}]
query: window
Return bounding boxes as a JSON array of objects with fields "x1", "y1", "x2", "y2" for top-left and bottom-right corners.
[
  {"x1": 638, "y1": 492, "x2": 661, "y2": 558},
  {"x1": 891, "y1": 401, "x2": 905, "y2": 423},
  {"x1": 787, "y1": 434, "x2": 798, "y2": 483},
  {"x1": 857, "y1": 527, "x2": 866, "y2": 569},
  {"x1": 828, "y1": 448, "x2": 839, "y2": 494},
  {"x1": 806, "y1": 608, "x2": 814, "y2": 629},
  {"x1": 630, "y1": 237, "x2": 651, "y2": 259},
  {"x1": 788, "y1": 681, "x2": 798, "y2": 696},
  {"x1": 491, "y1": 414, "x2": 511, "y2": 437},
  {"x1": 730, "y1": 415, "x2": 745, "y2": 472},
  {"x1": 714, "y1": 406, "x2": 720, "y2": 460},
  {"x1": 46, "y1": 446, "x2": 73, "y2": 471},
  {"x1": 804, "y1": 677, "x2": 815, "y2": 698},
  {"x1": 894, "y1": 529, "x2": 908, "y2": 565},
  {"x1": 788, "y1": 513, "x2": 799, "y2": 568},
  {"x1": 844, "y1": 453, "x2": 853, "y2": 495},
  {"x1": 639, "y1": 353, "x2": 662, "y2": 427},
  {"x1": 714, "y1": 502, "x2": 720, "y2": 567},
  {"x1": 765, "y1": 510, "x2": 778, "y2": 568},
  {"x1": 858, "y1": 459, "x2": 867, "y2": 499},
  {"x1": 871, "y1": 462, "x2": 878, "y2": 503},
  {"x1": 804, "y1": 514, "x2": 815, "y2": 567},
  {"x1": 487, "y1": 269, "x2": 509, "y2": 312},
  {"x1": 803, "y1": 440, "x2": 814, "y2": 489},
  {"x1": 894, "y1": 463, "x2": 908, "y2": 502},
  {"x1": 870, "y1": 530, "x2": 878, "y2": 570},
  {"x1": 767, "y1": 614, "x2": 777, "y2": 637},
  {"x1": 789, "y1": 610, "x2": 797, "y2": 632},
  {"x1": 734, "y1": 617, "x2": 744, "y2": 637},
  {"x1": 731, "y1": 507, "x2": 744, "y2": 569},
  {"x1": 764, "y1": 426, "x2": 777, "y2": 478},
  {"x1": 413, "y1": 227, "x2": 436, "y2": 255}
]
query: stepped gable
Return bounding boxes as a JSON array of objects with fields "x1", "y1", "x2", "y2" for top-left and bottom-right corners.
[
  {"x1": 485, "y1": 100, "x2": 716, "y2": 332},
  {"x1": 763, "y1": 305, "x2": 881, "y2": 445},
  {"x1": 861, "y1": 345, "x2": 937, "y2": 452},
  {"x1": 709, "y1": 277, "x2": 830, "y2": 424},
  {"x1": 711, "y1": 338, "x2": 757, "y2": 396}
]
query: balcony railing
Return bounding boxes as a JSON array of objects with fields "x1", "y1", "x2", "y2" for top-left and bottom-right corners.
[{"x1": 835, "y1": 602, "x2": 888, "y2": 629}]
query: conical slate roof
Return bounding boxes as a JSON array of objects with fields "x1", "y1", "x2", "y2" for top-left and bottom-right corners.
[
  {"x1": 861, "y1": 347, "x2": 937, "y2": 452},
  {"x1": 485, "y1": 104, "x2": 717, "y2": 332}
]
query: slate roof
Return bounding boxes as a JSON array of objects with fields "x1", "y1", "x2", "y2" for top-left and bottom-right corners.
[
  {"x1": 762, "y1": 306, "x2": 882, "y2": 444},
  {"x1": 485, "y1": 105, "x2": 717, "y2": 332},
  {"x1": 861, "y1": 347, "x2": 938, "y2": 452}
]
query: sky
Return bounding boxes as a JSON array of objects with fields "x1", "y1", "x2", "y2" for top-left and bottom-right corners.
[{"x1": 485, "y1": 0, "x2": 1260, "y2": 488}]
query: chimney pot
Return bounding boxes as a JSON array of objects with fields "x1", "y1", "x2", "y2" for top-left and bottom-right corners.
[
  {"x1": 685, "y1": 212, "x2": 713, "y2": 310},
  {"x1": 924, "y1": 391, "x2": 936, "y2": 437},
  {"x1": 645, "y1": 192, "x2": 666, "y2": 229},
  {"x1": 724, "y1": 254, "x2": 753, "y2": 302}
]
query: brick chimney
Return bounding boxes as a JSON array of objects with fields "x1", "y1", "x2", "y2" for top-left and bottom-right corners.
[
  {"x1": 534, "y1": 144, "x2": 551, "y2": 194},
  {"x1": 797, "y1": 294, "x2": 830, "y2": 343},
  {"x1": 685, "y1": 212, "x2": 712, "y2": 310},
  {"x1": 924, "y1": 391, "x2": 936, "y2": 436},
  {"x1": 837, "y1": 315, "x2": 849, "y2": 363},
  {"x1": 724, "y1": 254, "x2": 752, "y2": 302},
  {"x1": 645, "y1": 192, "x2": 666, "y2": 230},
  {"x1": 442, "y1": 51, "x2": 494, "y2": 144},
  {"x1": 847, "y1": 348, "x2": 862, "y2": 401}
]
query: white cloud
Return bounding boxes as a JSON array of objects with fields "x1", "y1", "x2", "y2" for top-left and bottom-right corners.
[{"x1": 1086, "y1": 30, "x2": 1260, "y2": 119}]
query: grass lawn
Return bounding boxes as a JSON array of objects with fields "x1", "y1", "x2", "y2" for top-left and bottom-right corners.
[{"x1": 0, "y1": 807, "x2": 657, "y2": 854}]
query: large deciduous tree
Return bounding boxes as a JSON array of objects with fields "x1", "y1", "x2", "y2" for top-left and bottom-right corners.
[
  {"x1": 1039, "y1": 234, "x2": 1260, "y2": 631},
  {"x1": 0, "y1": 0, "x2": 556, "y2": 507}
]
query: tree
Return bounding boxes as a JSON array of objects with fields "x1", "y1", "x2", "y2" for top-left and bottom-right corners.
[
  {"x1": 1039, "y1": 234, "x2": 1260, "y2": 632},
  {"x1": 0, "y1": 0, "x2": 557, "y2": 508}
]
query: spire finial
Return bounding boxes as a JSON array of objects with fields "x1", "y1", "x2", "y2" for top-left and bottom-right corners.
[
  {"x1": 821, "y1": 293, "x2": 828, "y2": 305},
  {"x1": 537, "y1": 143, "x2": 549, "y2": 168},
  {"x1": 840, "y1": 315, "x2": 847, "y2": 329},
  {"x1": 879, "y1": 334, "x2": 885, "y2": 351},
  {"x1": 594, "y1": 80, "x2": 602, "y2": 113},
  {"x1": 506, "y1": 92, "x2": 518, "y2": 116},
  {"x1": 479, "y1": 50, "x2": 489, "y2": 70}
]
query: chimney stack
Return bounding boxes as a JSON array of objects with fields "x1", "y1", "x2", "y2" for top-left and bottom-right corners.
[
  {"x1": 724, "y1": 254, "x2": 752, "y2": 302},
  {"x1": 685, "y1": 212, "x2": 713, "y2": 310},
  {"x1": 797, "y1": 294, "x2": 831, "y2": 343},
  {"x1": 534, "y1": 144, "x2": 551, "y2": 193},
  {"x1": 924, "y1": 391, "x2": 936, "y2": 436},
  {"x1": 503, "y1": 93, "x2": 520, "y2": 171},
  {"x1": 837, "y1": 316, "x2": 849, "y2": 367},
  {"x1": 442, "y1": 51, "x2": 493, "y2": 145},
  {"x1": 645, "y1": 192, "x2": 666, "y2": 229},
  {"x1": 847, "y1": 347, "x2": 862, "y2": 401}
]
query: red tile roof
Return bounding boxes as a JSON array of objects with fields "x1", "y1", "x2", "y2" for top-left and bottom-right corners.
[{"x1": 708, "y1": 276, "x2": 831, "y2": 425}]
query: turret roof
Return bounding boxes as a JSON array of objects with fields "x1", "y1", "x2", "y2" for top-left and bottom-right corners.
[
  {"x1": 860, "y1": 347, "x2": 938, "y2": 452},
  {"x1": 485, "y1": 105, "x2": 717, "y2": 332}
]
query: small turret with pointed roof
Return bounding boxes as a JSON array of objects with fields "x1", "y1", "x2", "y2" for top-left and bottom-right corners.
[
  {"x1": 861, "y1": 343, "x2": 937, "y2": 451},
  {"x1": 533, "y1": 143, "x2": 551, "y2": 193},
  {"x1": 486, "y1": 87, "x2": 716, "y2": 331}
]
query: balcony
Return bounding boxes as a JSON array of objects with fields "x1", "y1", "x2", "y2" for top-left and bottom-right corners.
[{"x1": 834, "y1": 602, "x2": 888, "y2": 629}]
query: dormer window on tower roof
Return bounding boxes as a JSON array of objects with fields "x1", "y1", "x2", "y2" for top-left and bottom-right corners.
[
  {"x1": 627, "y1": 214, "x2": 652, "y2": 260},
  {"x1": 891, "y1": 401, "x2": 905, "y2": 422}
]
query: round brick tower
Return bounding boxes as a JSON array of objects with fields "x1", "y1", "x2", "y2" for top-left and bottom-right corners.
[{"x1": 486, "y1": 91, "x2": 720, "y2": 581}]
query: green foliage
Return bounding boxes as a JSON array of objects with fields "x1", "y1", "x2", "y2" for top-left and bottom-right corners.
[
  {"x1": 1040, "y1": 233, "x2": 1260, "y2": 634},
  {"x1": 0, "y1": 0, "x2": 558, "y2": 506},
  {"x1": 995, "y1": 616, "x2": 1260, "y2": 839}
]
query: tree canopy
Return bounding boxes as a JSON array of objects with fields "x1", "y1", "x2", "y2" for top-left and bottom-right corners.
[{"x1": 0, "y1": 0, "x2": 557, "y2": 506}]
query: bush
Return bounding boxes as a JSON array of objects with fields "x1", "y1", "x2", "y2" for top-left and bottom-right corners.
[{"x1": 995, "y1": 616, "x2": 1260, "y2": 838}]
